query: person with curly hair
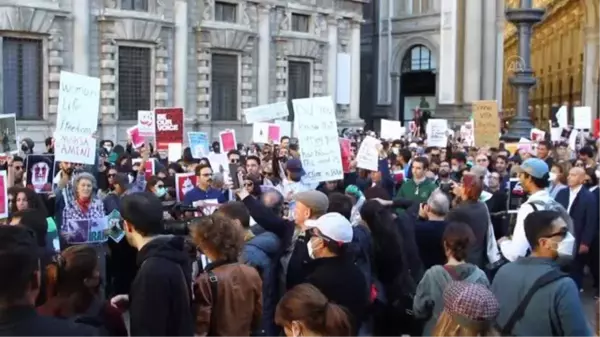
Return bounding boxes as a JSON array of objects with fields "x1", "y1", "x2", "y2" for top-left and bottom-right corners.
[
  {"x1": 413, "y1": 221, "x2": 490, "y2": 336},
  {"x1": 190, "y1": 213, "x2": 262, "y2": 336}
]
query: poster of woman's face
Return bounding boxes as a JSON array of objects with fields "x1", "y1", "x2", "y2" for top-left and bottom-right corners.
[{"x1": 0, "y1": 114, "x2": 17, "y2": 154}]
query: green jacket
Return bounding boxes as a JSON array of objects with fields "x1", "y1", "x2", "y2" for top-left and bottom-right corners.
[{"x1": 396, "y1": 178, "x2": 437, "y2": 204}]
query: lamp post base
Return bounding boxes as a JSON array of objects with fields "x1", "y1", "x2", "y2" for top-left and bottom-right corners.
[{"x1": 500, "y1": 117, "x2": 534, "y2": 142}]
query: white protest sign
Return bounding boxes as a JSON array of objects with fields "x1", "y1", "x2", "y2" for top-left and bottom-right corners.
[
  {"x1": 356, "y1": 136, "x2": 380, "y2": 171},
  {"x1": 168, "y1": 143, "x2": 182, "y2": 163},
  {"x1": 574, "y1": 106, "x2": 592, "y2": 130},
  {"x1": 292, "y1": 96, "x2": 343, "y2": 183},
  {"x1": 530, "y1": 128, "x2": 546, "y2": 142},
  {"x1": 274, "y1": 120, "x2": 292, "y2": 138},
  {"x1": 252, "y1": 122, "x2": 280, "y2": 144},
  {"x1": 556, "y1": 105, "x2": 568, "y2": 128},
  {"x1": 550, "y1": 127, "x2": 562, "y2": 141},
  {"x1": 380, "y1": 119, "x2": 402, "y2": 140},
  {"x1": 244, "y1": 102, "x2": 289, "y2": 124},
  {"x1": 54, "y1": 132, "x2": 97, "y2": 165},
  {"x1": 426, "y1": 119, "x2": 448, "y2": 147},
  {"x1": 137, "y1": 110, "x2": 155, "y2": 136},
  {"x1": 568, "y1": 129, "x2": 578, "y2": 149},
  {"x1": 56, "y1": 71, "x2": 100, "y2": 134}
]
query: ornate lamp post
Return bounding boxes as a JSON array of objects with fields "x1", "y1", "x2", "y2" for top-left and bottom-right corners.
[{"x1": 501, "y1": 0, "x2": 545, "y2": 142}]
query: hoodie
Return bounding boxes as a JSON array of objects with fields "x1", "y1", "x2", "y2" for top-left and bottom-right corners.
[
  {"x1": 413, "y1": 263, "x2": 490, "y2": 335},
  {"x1": 243, "y1": 231, "x2": 282, "y2": 336},
  {"x1": 129, "y1": 235, "x2": 194, "y2": 336}
]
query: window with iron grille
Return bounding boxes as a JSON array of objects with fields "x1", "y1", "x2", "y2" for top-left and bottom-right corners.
[
  {"x1": 215, "y1": 2, "x2": 237, "y2": 23},
  {"x1": 291, "y1": 13, "x2": 310, "y2": 32},
  {"x1": 211, "y1": 54, "x2": 238, "y2": 121},
  {"x1": 3, "y1": 37, "x2": 43, "y2": 120},
  {"x1": 287, "y1": 61, "x2": 311, "y2": 121},
  {"x1": 121, "y1": 0, "x2": 148, "y2": 11},
  {"x1": 118, "y1": 46, "x2": 151, "y2": 120}
]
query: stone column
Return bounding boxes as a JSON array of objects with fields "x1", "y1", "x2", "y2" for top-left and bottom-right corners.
[
  {"x1": 349, "y1": 19, "x2": 361, "y2": 122},
  {"x1": 502, "y1": 0, "x2": 544, "y2": 141},
  {"x1": 257, "y1": 4, "x2": 271, "y2": 105},
  {"x1": 495, "y1": 0, "x2": 505, "y2": 110},
  {"x1": 583, "y1": 28, "x2": 599, "y2": 116},
  {"x1": 327, "y1": 15, "x2": 338, "y2": 104},
  {"x1": 390, "y1": 72, "x2": 401, "y2": 120},
  {"x1": 174, "y1": 0, "x2": 188, "y2": 109},
  {"x1": 72, "y1": 0, "x2": 90, "y2": 74},
  {"x1": 463, "y1": 0, "x2": 483, "y2": 102},
  {"x1": 482, "y1": 0, "x2": 497, "y2": 99}
]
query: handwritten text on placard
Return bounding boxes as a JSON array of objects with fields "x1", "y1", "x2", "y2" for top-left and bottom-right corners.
[
  {"x1": 293, "y1": 96, "x2": 343, "y2": 183},
  {"x1": 54, "y1": 132, "x2": 97, "y2": 165},
  {"x1": 472, "y1": 100, "x2": 500, "y2": 147},
  {"x1": 56, "y1": 71, "x2": 100, "y2": 135}
]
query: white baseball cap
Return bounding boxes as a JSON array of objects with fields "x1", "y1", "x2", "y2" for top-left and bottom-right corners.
[{"x1": 305, "y1": 212, "x2": 353, "y2": 243}]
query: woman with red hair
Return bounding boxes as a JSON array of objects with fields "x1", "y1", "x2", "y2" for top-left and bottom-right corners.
[{"x1": 446, "y1": 172, "x2": 500, "y2": 269}]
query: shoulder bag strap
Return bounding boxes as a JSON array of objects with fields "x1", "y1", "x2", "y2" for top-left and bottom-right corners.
[
  {"x1": 499, "y1": 270, "x2": 567, "y2": 335},
  {"x1": 207, "y1": 270, "x2": 218, "y2": 336}
]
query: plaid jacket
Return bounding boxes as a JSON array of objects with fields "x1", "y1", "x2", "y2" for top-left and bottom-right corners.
[{"x1": 60, "y1": 186, "x2": 106, "y2": 232}]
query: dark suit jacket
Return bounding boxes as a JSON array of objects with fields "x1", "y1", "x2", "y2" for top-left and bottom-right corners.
[{"x1": 556, "y1": 187, "x2": 598, "y2": 247}]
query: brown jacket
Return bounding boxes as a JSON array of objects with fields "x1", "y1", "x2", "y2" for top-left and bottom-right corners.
[{"x1": 194, "y1": 262, "x2": 262, "y2": 336}]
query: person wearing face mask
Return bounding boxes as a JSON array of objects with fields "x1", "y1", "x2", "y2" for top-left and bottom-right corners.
[
  {"x1": 101, "y1": 140, "x2": 114, "y2": 154},
  {"x1": 491, "y1": 210, "x2": 592, "y2": 336},
  {"x1": 303, "y1": 212, "x2": 368, "y2": 335},
  {"x1": 20, "y1": 138, "x2": 34, "y2": 155},
  {"x1": 146, "y1": 176, "x2": 169, "y2": 199}
]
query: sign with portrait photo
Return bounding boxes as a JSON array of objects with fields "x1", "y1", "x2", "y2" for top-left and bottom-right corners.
[{"x1": 25, "y1": 154, "x2": 55, "y2": 194}]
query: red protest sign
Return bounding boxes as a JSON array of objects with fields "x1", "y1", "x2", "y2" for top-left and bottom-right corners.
[
  {"x1": 155, "y1": 108, "x2": 184, "y2": 151},
  {"x1": 339, "y1": 138, "x2": 352, "y2": 173}
]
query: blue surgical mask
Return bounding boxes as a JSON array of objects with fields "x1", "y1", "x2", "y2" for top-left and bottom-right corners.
[{"x1": 155, "y1": 187, "x2": 166, "y2": 198}]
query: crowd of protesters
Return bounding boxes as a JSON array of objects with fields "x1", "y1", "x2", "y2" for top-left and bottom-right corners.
[{"x1": 0, "y1": 131, "x2": 597, "y2": 336}]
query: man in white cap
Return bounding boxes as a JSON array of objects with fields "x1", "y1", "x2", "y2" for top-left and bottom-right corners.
[{"x1": 304, "y1": 212, "x2": 369, "y2": 335}]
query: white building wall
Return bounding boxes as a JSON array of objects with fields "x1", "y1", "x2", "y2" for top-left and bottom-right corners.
[{"x1": 0, "y1": 0, "x2": 365, "y2": 149}]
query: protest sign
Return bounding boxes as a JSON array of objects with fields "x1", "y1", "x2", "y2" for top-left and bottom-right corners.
[
  {"x1": 507, "y1": 178, "x2": 527, "y2": 214},
  {"x1": 574, "y1": 106, "x2": 592, "y2": 130},
  {"x1": 25, "y1": 154, "x2": 54, "y2": 193},
  {"x1": 274, "y1": 120, "x2": 292, "y2": 138},
  {"x1": 106, "y1": 210, "x2": 124, "y2": 243},
  {"x1": 62, "y1": 217, "x2": 108, "y2": 245},
  {"x1": 54, "y1": 132, "x2": 96, "y2": 165},
  {"x1": 472, "y1": 100, "x2": 500, "y2": 147},
  {"x1": 56, "y1": 71, "x2": 100, "y2": 135},
  {"x1": 0, "y1": 171, "x2": 6, "y2": 218},
  {"x1": 168, "y1": 143, "x2": 182, "y2": 163},
  {"x1": 530, "y1": 128, "x2": 546, "y2": 141},
  {"x1": 132, "y1": 158, "x2": 155, "y2": 180},
  {"x1": 339, "y1": 138, "x2": 352, "y2": 173},
  {"x1": 244, "y1": 102, "x2": 289, "y2": 123},
  {"x1": 380, "y1": 119, "x2": 402, "y2": 140},
  {"x1": 293, "y1": 96, "x2": 343, "y2": 183},
  {"x1": 127, "y1": 126, "x2": 145, "y2": 148},
  {"x1": 0, "y1": 115, "x2": 17, "y2": 154},
  {"x1": 175, "y1": 172, "x2": 197, "y2": 202},
  {"x1": 356, "y1": 136, "x2": 380, "y2": 171},
  {"x1": 253, "y1": 122, "x2": 280, "y2": 144},
  {"x1": 219, "y1": 130, "x2": 236, "y2": 152},
  {"x1": 426, "y1": 119, "x2": 448, "y2": 147},
  {"x1": 556, "y1": 105, "x2": 568, "y2": 128},
  {"x1": 137, "y1": 110, "x2": 155, "y2": 136},
  {"x1": 188, "y1": 132, "x2": 209, "y2": 159},
  {"x1": 155, "y1": 108, "x2": 184, "y2": 151}
]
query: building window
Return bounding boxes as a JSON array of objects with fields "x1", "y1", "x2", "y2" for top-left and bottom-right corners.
[
  {"x1": 215, "y1": 1, "x2": 237, "y2": 23},
  {"x1": 291, "y1": 13, "x2": 310, "y2": 32},
  {"x1": 287, "y1": 60, "x2": 311, "y2": 121},
  {"x1": 121, "y1": 0, "x2": 148, "y2": 11},
  {"x1": 118, "y1": 46, "x2": 152, "y2": 120},
  {"x1": 402, "y1": 45, "x2": 436, "y2": 72},
  {"x1": 211, "y1": 54, "x2": 238, "y2": 121},
  {"x1": 3, "y1": 37, "x2": 43, "y2": 120}
]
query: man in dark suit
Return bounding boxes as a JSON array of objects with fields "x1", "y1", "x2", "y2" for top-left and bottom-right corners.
[{"x1": 555, "y1": 167, "x2": 598, "y2": 289}]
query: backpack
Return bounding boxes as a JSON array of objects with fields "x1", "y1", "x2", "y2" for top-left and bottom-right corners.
[{"x1": 71, "y1": 299, "x2": 110, "y2": 335}]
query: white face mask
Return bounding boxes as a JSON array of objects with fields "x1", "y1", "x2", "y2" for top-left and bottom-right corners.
[
  {"x1": 556, "y1": 232, "x2": 575, "y2": 257},
  {"x1": 548, "y1": 172, "x2": 557, "y2": 182},
  {"x1": 392, "y1": 147, "x2": 399, "y2": 155},
  {"x1": 307, "y1": 240, "x2": 315, "y2": 259},
  {"x1": 103, "y1": 145, "x2": 112, "y2": 153}
]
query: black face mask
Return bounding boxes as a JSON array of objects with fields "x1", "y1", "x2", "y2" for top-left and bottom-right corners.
[
  {"x1": 439, "y1": 170, "x2": 450, "y2": 178},
  {"x1": 21, "y1": 144, "x2": 28, "y2": 153}
]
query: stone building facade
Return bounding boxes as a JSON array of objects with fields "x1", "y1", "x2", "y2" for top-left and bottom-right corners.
[{"x1": 0, "y1": 0, "x2": 365, "y2": 148}]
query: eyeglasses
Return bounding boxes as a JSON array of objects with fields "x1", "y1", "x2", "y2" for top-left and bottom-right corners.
[
  {"x1": 108, "y1": 174, "x2": 116, "y2": 178},
  {"x1": 243, "y1": 183, "x2": 253, "y2": 187},
  {"x1": 201, "y1": 173, "x2": 213, "y2": 177},
  {"x1": 542, "y1": 227, "x2": 568, "y2": 239}
]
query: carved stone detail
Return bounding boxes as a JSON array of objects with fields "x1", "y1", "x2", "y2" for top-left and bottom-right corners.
[
  {"x1": 203, "y1": 0, "x2": 214, "y2": 21},
  {"x1": 113, "y1": 18, "x2": 163, "y2": 42},
  {"x1": 0, "y1": 6, "x2": 57, "y2": 33}
]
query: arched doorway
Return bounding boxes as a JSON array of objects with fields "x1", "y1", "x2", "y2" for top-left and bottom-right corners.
[{"x1": 400, "y1": 45, "x2": 437, "y2": 125}]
